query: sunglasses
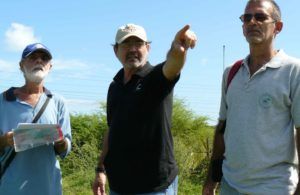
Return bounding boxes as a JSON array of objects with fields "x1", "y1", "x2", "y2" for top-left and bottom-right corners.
[
  {"x1": 119, "y1": 41, "x2": 149, "y2": 49},
  {"x1": 239, "y1": 13, "x2": 274, "y2": 23}
]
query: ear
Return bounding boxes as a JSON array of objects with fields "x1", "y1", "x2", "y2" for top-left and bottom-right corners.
[
  {"x1": 113, "y1": 45, "x2": 118, "y2": 56},
  {"x1": 146, "y1": 43, "x2": 150, "y2": 52},
  {"x1": 19, "y1": 61, "x2": 24, "y2": 72},
  {"x1": 274, "y1": 21, "x2": 283, "y2": 34}
]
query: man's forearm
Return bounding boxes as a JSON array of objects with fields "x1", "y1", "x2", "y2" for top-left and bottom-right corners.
[
  {"x1": 205, "y1": 120, "x2": 226, "y2": 183},
  {"x1": 296, "y1": 127, "x2": 300, "y2": 176},
  {"x1": 163, "y1": 41, "x2": 187, "y2": 81},
  {"x1": 163, "y1": 25, "x2": 196, "y2": 81},
  {"x1": 211, "y1": 121, "x2": 226, "y2": 159},
  {"x1": 97, "y1": 131, "x2": 109, "y2": 168},
  {"x1": 294, "y1": 127, "x2": 300, "y2": 195}
]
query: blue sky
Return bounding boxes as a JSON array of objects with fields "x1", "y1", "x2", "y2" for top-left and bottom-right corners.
[{"x1": 1, "y1": 0, "x2": 299, "y2": 124}]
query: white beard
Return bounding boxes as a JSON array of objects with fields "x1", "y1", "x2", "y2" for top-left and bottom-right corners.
[{"x1": 23, "y1": 65, "x2": 49, "y2": 83}]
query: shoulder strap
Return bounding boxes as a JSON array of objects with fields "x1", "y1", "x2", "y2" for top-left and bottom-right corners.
[
  {"x1": 32, "y1": 93, "x2": 52, "y2": 123},
  {"x1": 226, "y1": 59, "x2": 243, "y2": 93},
  {"x1": 221, "y1": 60, "x2": 243, "y2": 135},
  {"x1": 0, "y1": 90, "x2": 52, "y2": 180}
]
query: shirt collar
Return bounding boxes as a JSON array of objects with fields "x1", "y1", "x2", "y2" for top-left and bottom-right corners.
[
  {"x1": 4, "y1": 87, "x2": 52, "y2": 102},
  {"x1": 243, "y1": 49, "x2": 286, "y2": 69},
  {"x1": 113, "y1": 61, "x2": 154, "y2": 83}
]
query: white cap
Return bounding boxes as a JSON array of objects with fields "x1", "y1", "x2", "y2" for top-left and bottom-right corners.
[{"x1": 115, "y1": 23, "x2": 148, "y2": 44}]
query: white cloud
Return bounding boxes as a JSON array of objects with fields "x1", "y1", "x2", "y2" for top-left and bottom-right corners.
[
  {"x1": 49, "y1": 59, "x2": 92, "y2": 80},
  {"x1": 53, "y1": 59, "x2": 88, "y2": 70},
  {"x1": 5, "y1": 23, "x2": 40, "y2": 52},
  {"x1": 0, "y1": 59, "x2": 17, "y2": 72},
  {"x1": 66, "y1": 99, "x2": 100, "y2": 114}
]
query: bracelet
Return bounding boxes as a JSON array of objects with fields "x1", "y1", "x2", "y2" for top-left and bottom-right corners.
[{"x1": 95, "y1": 166, "x2": 106, "y2": 173}]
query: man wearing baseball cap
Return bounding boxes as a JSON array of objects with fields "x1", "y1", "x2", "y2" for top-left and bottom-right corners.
[
  {"x1": 0, "y1": 43, "x2": 72, "y2": 195},
  {"x1": 93, "y1": 23, "x2": 197, "y2": 195}
]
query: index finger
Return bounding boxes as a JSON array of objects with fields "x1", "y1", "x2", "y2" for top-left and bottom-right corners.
[{"x1": 175, "y1": 25, "x2": 190, "y2": 39}]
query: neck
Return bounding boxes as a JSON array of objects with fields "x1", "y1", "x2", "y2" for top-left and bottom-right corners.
[
  {"x1": 248, "y1": 44, "x2": 277, "y2": 75},
  {"x1": 123, "y1": 66, "x2": 142, "y2": 84},
  {"x1": 14, "y1": 82, "x2": 45, "y2": 107},
  {"x1": 21, "y1": 82, "x2": 44, "y2": 94}
]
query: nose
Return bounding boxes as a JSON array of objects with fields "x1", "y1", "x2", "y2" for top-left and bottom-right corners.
[
  {"x1": 34, "y1": 56, "x2": 44, "y2": 63},
  {"x1": 248, "y1": 16, "x2": 257, "y2": 24},
  {"x1": 128, "y1": 45, "x2": 139, "y2": 51}
]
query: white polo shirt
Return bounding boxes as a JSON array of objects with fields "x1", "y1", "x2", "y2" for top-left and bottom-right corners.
[{"x1": 219, "y1": 50, "x2": 300, "y2": 194}]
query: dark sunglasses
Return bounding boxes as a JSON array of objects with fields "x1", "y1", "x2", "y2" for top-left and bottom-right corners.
[{"x1": 239, "y1": 13, "x2": 274, "y2": 23}]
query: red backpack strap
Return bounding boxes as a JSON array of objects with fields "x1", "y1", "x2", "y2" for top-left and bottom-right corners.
[{"x1": 226, "y1": 59, "x2": 243, "y2": 93}]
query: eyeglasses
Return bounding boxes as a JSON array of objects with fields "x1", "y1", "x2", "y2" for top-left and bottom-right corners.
[
  {"x1": 239, "y1": 13, "x2": 275, "y2": 23},
  {"x1": 119, "y1": 41, "x2": 149, "y2": 49}
]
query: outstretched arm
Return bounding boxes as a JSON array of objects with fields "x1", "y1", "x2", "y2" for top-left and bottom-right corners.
[{"x1": 163, "y1": 25, "x2": 197, "y2": 81}]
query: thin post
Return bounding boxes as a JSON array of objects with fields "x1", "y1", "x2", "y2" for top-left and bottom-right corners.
[{"x1": 223, "y1": 45, "x2": 225, "y2": 70}]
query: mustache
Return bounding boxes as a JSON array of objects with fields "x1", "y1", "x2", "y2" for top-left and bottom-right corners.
[
  {"x1": 31, "y1": 64, "x2": 44, "y2": 71},
  {"x1": 126, "y1": 52, "x2": 138, "y2": 59},
  {"x1": 246, "y1": 27, "x2": 261, "y2": 33}
]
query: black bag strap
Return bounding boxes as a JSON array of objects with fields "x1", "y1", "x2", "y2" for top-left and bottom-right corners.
[
  {"x1": 32, "y1": 94, "x2": 52, "y2": 123},
  {"x1": 0, "y1": 89, "x2": 52, "y2": 180}
]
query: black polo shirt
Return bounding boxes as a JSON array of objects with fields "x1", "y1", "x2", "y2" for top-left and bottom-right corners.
[{"x1": 104, "y1": 62, "x2": 179, "y2": 193}]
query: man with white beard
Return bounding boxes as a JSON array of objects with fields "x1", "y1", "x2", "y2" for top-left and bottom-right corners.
[{"x1": 0, "y1": 43, "x2": 72, "y2": 195}]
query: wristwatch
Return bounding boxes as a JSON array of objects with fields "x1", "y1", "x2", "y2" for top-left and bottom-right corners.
[{"x1": 95, "y1": 166, "x2": 106, "y2": 174}]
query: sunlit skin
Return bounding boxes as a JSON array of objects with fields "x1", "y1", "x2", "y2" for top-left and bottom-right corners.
[
  {"x1": 242, "y1": 1, "x2": 282, "y2": 48},
  {"x1": 242, "y1": 1, "x2": 282, "y2": 75},
  {"x1": 20, "y1": 51, "x2": 52, "y2": 84},
  {"x1": 114, "y1": 36, "x2": 150, "y2": 83}
]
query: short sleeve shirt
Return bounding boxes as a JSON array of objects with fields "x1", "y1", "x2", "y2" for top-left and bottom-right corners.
[
  {"x1": 104, "y1": 62, "x2": 179, "y2": 193},
  {"x1": 219, "y1": 50, "x2": 300, "y2": 194}
]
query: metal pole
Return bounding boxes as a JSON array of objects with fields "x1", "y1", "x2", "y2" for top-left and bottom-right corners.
[{"x1": 223, "y1": 45, "x2": 225, "y2": 70}]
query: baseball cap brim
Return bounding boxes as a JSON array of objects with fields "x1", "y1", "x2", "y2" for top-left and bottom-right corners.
[
  {"x1": 24, "y1": 48, "x2": 52, "y2": 59},
  {"x1": 117, "y1": 34, "x2": 148, "y2": 44},
  {"x1": 21, "y1": 43, "x2": 52, "y2": 60}
]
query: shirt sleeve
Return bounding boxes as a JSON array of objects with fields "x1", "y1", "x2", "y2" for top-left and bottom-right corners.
[
  {"x1": 148, "y1": 62, "x2": 180, "y2": 99},
  {"x1": 291, "y1": 64, "x2": 300, "y2": 128},
  {"x1": 218, "y1": 67, "x2": 230, "y2": 121},
  {"x1": 56, "y1": 96, "x2": 72, "y2": 159}
]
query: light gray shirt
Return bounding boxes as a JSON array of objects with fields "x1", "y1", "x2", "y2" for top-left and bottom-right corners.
[{"x1": 219, "y1": 50, "x2": 300, "y2": 195}]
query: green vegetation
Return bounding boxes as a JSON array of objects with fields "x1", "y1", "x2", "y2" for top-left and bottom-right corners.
[{"x1": 61, "y1": 99, "x2": 215, "y2": 195}]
